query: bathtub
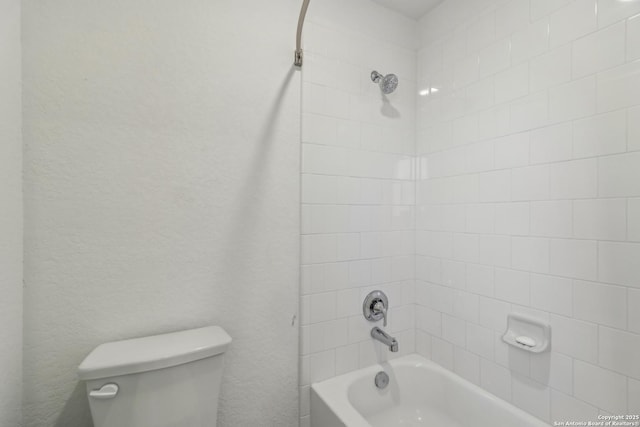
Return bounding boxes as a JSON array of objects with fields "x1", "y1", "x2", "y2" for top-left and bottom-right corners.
[{"x1": 311, "y1": 354, "x2": 549, "y2": 427}]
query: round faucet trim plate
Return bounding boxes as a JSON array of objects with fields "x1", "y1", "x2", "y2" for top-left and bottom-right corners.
[{"x1": 363, "y1": 290, "x2": 389, "y2": 324}]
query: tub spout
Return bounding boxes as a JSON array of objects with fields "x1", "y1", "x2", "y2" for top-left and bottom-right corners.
[{"x1": 371, "y1": 327, "x2": 398, "y2": 352}]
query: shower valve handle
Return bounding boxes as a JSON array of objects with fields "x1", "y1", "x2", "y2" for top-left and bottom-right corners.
[
  {"x1": 372, "y1": 301, "x2": 387, "y2": 327},
  {"x1": 363, "y1": 290, "x2": 389, "y2": 327}
]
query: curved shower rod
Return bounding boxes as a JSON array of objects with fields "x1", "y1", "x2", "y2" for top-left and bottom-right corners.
[{"x1": 294, "y1": 0, "x2": 311, "y2": 67}]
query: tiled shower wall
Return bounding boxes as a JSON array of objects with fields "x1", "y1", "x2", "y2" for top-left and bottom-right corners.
[
  {"x1": 416, "y1": 0, "x2": 640, "y2": 422},
  {"x1": 299, "y1": 1, "x2": 416, "y2": 424}
]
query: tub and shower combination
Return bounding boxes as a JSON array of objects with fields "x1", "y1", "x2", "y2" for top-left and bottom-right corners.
[{"x1": 311, "y1": 354, "x2": 548, "y2": 427}]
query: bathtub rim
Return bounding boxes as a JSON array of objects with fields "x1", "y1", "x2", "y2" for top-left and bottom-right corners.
[{"x1": 310, "y1": 353, "x2": 550, "y2": 427}]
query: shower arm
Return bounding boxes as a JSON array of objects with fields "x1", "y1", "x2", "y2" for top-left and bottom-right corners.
[{"x1": 294, "y1": 0, "x2": 311, "y2": 67}]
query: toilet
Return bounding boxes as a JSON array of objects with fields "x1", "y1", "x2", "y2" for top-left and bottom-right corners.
[{"x1": 78, "y1": 326, "x2": 231, "y2": 427}]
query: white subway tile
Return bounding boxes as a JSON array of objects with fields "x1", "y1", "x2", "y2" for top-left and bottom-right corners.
[
  {"x1": 597, "y1": 0, "x2": 640, "y2": 27},
  {"x1": 453, "y1": 55, "x2": 480, "y2": 89},
  {"x1": 308, "y1": 319, "x2": 348, "y2": 353},
  {"x1": 531, "y1": 352, "x2": 574, "y2": 395},
  {"x1": 599, "y1": 326, "x2": 640, "y2": 380},
  {"x1": 550, "y1": 239, "x2": 597, "y2": 281},
  {"x1": 550, "y1": 390, "x2": 600, "y2": 424},
  {"x1": 509, "y1": 90, "x2": 549, "y2": 133},
  {"x1": 549, "y1": 158, "x2": 598, "y2": 199},
  {"x1": 573, "y1": 110, "x2": 627, "y2": 158},
  {"x1": 479, "y1": 170, "x2": 511, "y2": 202},
  {"x1": 530, "y1": 274, "x2": 573, "y2": 315},
  {"x1": 454, "y1": 346, "x2": 480, "y2": 385},
  {"x1": 630, "y1": 289, "x2": 640, "y2": 334},
  {"x1": 416, "y1": 256, "x2": 441, "y2": 284},
  {"x1": 372, "y1": 257, "x2": 393, "y2": 284},
  {"x1": 629, "y1": 15, "x2": 640, "y2": 61},
  {"x1": 466, "y1": 204, "x2": 495, "y2": 234},
  {"x1": 494, "y1": 133, "x2": 530, "y2": 169},
  {"x1": 512, "y1": 375, "x2": 551, "y2": 422},
  {"x1": 442, "y1": 204, "x2": 466, "y2": 232},
  {"x1": 336, "y1": 119, "x2": 361, "y2": 149},
  {"x1": 442, "y1": 260, "x2": 466, "y2": 289},
  {"x1": 466, "y1": 12, "x2": 496, "y2": 54},
  {"x1": 530, "y1": 123, "x2": 573, "y2": 164},
  {"x1": 302, "y1": 114, "x2": 337, "y2": 145},
  {"x1": 495, "y1": 0, "x2": 531, "y2": 39},
  {"x1": 334, "y1": 344, "x2": 359, "y2": 376},
  {"x1": 478, "y1": 105, "x2": 511, "y2": 140},
  {"x1": 479, "y1": 39, "x2": 511, "y2": 78},
  {"x1": 466, "y1": 78, "x2": 495, "y2": 113},
  {"x1": 465, "y1": 139, "x2": 495, "y2": 173},
  {"x1": 530, "y1": 0, "x2": 573, "y2": 22},
  {"x1": 442, "y1": 313, "x2": 466, "y2": 347},
  {"x1": 495, "y1": 268, "x2": 530, "y2": 305},
  {"x1": 417, "y1": 230, "x2": 453, "y2": 258},
  {"x1": 494, "y1": 63, "x2": 529, "y2": 104},
  {"x1": 511, "y1": 165, "x2": 550, "y2": 201},
  {"x1": 416, "y1": 330, "x2": 432, "y2": 359},
  {"x1": 550, "y1": 314, "x2": 598, "y2": 362},
  {"x1": 431, "y1": 336, "x2": 454, "y2": 370},
  {"x1": 630, "y1": 106, "x2": 640, "y2": 152},
  {"x1": 599, "y1": 241, "x2": 640, "y2": 288},
  {"x1": 597, "y1": 60, "x2": 640, "y2": 112},
  {"x1": 481, "y1": 358, "x2": 512, "y2": 401},
  {"x1": 466, "y1": 264, "x2": 495, "y2": 296},
  {"x1": 479, "y1": 296, "x2": 511, "y2": 331},
  {"x1": 549, "y1": 76, "x2": 597, "y2": 123},
  {"x1": 452, "y1": 114, "x2": 479, "y2": 145},
  {"x1": 630, "y1": 378, "x2": 640, "y2": 415},
  {"x1": 348, "y1": 260, "x2": 371, "y2": 287},
  {"x1": 358, "y1": 340, "x2": 379, "y2": 368},
  {"x1": 531, "y1": 200, "x2": 573, "y2": 238},
  {"x1": 467, "y1": 322, "x2": 495, "y2": 359},
  {"x1": 336, "y1": 233, "x2": 360, "y2": 261},
  {"x1": 574, "y1": 360, "x2": 628, "y2": 414},
  {"x1": 453, "y1": 290, "x2": 480, "y2": 323},
  {"x1": 309, "y1": 292, "x2": 337, "y2": 324},
  {"x1": 335, "y1": 288, "x2": 361, "y2": 318},
  {"x1": 599, "y1": 152, "x2": 640, "y2": 197},
  {"x1": 574, "y1": 280, "x2": 628, "y2": 329},
  {"x1": 511, "y1": 18, "x2": 550, "y2": 65},
  {"x1": 479, "y1": 235, "x2": 512, "y2": 267},
  {"x1": 549, "y1": 0, "x2": 598, "y2": 47},
  {"x1": 416, "y1": 305, "x2": 442, "y2": 337},
  {"x1": 573, "y1": 198, "x2": 626, "y2": 240},
  {"x1": 530, "y1": 45, "x2": 572, "y2": 92},
  {"x1": 495, "y1": 202, "x2": 530, "y2": 236},
  {"x1": 309, "y1": 350, "x2": 335, "y2": 383},
  {"x1": 418, "y1": 282, "x2": 454, "y2": 314},
  {"x1": 512, "y1": 237, "x2": 550, "y2": 273},
  {"x1": 572, "y1": 22, "x2": 626, "y2": 79}
]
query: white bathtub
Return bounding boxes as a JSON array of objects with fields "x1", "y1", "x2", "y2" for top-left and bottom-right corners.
[{"x1": 311, "y1": 354, "x2": 549, "y2": 427}]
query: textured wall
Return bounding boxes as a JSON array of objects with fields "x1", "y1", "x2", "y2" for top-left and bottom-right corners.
[
  {"x1": 299, "y1": 1, "x2": 416, "y2": 425},
  {"x1": 0, "y1": 0, "x2": 23, "y2": 425},
  {"x1": 22, "y1": 0, "x2": 300, "y2": 426},
  {"x1": 416, "y1": 0, "x2": 640, "y2": 423}
]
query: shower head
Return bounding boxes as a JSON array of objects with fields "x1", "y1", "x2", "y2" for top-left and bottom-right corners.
[{"x1": 371, "y1": 71, "x2": 398, "y2": 94}]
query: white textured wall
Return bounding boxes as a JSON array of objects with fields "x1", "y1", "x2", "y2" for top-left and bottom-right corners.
[
  {"x1": 22, "y1": 0, "x2": 300, "y2": 426},
  {"x1": 0, "y1": 0, "x2": 23, "y2": 425},
  {"x1": 299, "y1": 1, "x2": 416, "y2": 425},
  {"x1": 416, "y1": 0, "x2": 640, "y2": 423}
]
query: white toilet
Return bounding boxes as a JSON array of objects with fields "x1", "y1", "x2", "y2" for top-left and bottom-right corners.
[{"x1": 78, "y1": 326, "x2": 232, "y2": 427}]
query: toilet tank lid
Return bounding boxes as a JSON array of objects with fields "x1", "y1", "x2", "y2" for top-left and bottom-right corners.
[{"x1": 78, "y1": 326, "x2": 232, "y2": 381}]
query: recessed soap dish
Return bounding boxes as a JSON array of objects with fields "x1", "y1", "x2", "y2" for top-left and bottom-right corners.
[{"x1": 502, "y1": 313, "x2": 550, "y2": 353}]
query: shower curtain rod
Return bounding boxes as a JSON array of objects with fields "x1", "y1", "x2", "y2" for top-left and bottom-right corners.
[{"x1": 294, "y1": 0, "x2": 310, "y2": 67}]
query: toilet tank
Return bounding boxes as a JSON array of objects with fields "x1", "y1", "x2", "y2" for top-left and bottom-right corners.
[{"x1": 78, "y1": 326, "x2": 232, "y2": 427}]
